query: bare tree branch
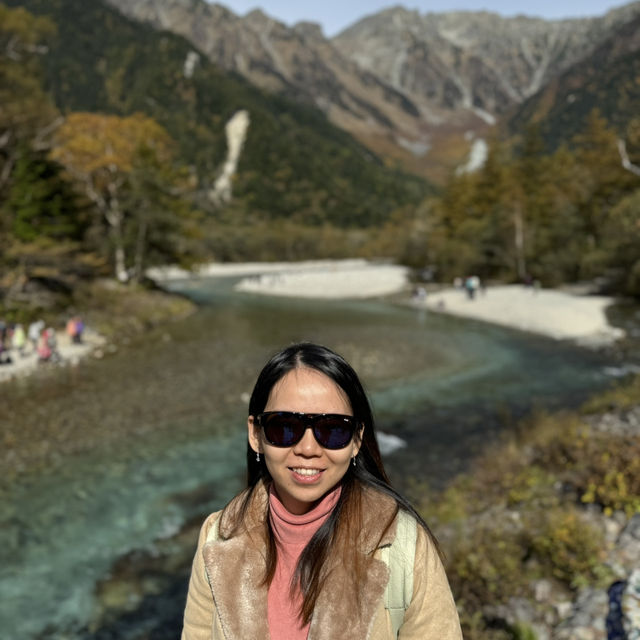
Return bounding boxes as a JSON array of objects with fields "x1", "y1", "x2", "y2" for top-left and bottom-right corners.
[{"x1": 33, "y1": 116, "x2": 64, "y2": 151}]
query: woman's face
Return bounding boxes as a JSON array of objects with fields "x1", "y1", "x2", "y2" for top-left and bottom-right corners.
[{"x1": 248, "y1": 367, "x2": 361, "y2": 515}]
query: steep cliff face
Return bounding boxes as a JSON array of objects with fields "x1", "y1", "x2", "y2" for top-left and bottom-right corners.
[
  {"x1": 507, "y1": 13, "x2": 640, "y2": 146},
  {"x1": 104, "y1": 0, "x2": 640, "y2": 179},
  {"x1": 333, "y1": 4, "x2": 640, "y2": 117}
]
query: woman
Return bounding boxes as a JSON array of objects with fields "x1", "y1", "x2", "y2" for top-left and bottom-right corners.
[{"x1": 182, "y1": 343, "x2": 462, "y2": 639}]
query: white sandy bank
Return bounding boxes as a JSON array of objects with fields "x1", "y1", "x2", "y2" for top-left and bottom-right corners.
[
  {"x1": 234, "y1": 261, "x2": 409, "y2": 299},
  {"x1": 423, "y1": 285, "x2": 624, "y2": 347},
  {"x1": 149, "y1": 259, "x2": 409, "y2": 298},
  {"x1": 148, "y1": 259, "x2": 375, "y2": 281}
]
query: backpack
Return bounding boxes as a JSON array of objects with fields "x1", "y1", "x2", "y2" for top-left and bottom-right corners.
[
  {"x1": 205, "y1": 507, "x2": 416, "y2": 638},
  {"x1": 381, "y1": 509, "x2": 417, "y2": 638}
]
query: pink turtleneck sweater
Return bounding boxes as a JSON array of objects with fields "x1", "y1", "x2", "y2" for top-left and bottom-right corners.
[{"x1": 267, "y1": 486, "x2": 341, "y2": 640}]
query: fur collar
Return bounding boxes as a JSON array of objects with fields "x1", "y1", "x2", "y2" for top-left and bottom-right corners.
[{"x1": 203, "y1": 480, "x2": 398, "y2": 639}]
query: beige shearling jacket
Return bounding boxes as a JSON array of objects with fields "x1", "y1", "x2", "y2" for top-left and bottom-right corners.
[{"x1": 181, "y1": 482, "x2": 462, "y2": 639}]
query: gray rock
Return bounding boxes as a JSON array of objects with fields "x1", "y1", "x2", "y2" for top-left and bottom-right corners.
[
  {"x1": 553, "y1": 588, "x2": 608, "y2": 640},
  {"x1": 623, "y1": 568, "x2": 640, "y2": 638},
  {"x1": 613, "y1": 515, "x2": 640, "y2": 569}
]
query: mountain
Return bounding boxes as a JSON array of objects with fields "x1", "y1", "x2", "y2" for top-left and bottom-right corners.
[
  {"x1": 4, "y1": 0, "x2": 428, "y2": 233},
  {"x1": 103, "y1": 0, "x2": 640, "y2": 180},
  {"x1": 334, "y1": 4, "x2": 640, "y2": 117},
  {"x1": 506, "y1": 13, "x2": 640, "y2": 149},
  {"x1": 103, "y1": 0, "x2": 438, "y2": 177}
]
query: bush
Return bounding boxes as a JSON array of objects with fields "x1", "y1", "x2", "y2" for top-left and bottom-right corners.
[
  {"x1": 529, "y1": 509, "x2": 610, "y2": 589},
  {"x1": 417, "y1": 390, "x2": 637, "y2": 637}
]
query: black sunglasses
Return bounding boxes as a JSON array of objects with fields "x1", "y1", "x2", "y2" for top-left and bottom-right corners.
[{"x1": 256, "y1": 411, "x2": 359, "y2": 449}]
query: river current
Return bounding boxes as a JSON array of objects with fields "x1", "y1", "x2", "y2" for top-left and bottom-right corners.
[{"x1": 0, "y1": 277, "x2": 631, "y2": 638}]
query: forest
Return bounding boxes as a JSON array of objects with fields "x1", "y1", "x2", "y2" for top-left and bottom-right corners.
[{"x1": 2, "y1": 0, "x2": 640, "y2": 326}]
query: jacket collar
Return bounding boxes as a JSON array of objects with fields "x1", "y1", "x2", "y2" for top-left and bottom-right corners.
[{"x1": 204, "y1": 480, "x2": 398, "y2": 639}]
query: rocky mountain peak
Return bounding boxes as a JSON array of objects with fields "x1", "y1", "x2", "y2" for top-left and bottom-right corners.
[
  {"x1": 292, "y1": 21, "x2": 324, "y2": 41},
  {"x1": 244, "y1": 8, "x2": 275, "y2": 26}
]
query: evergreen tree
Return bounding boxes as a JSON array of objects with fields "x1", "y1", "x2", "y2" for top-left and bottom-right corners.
[
  {"x1": 571, "y1": 109, "x2": 635, "y2": 275},
  {"x1": 7, "y1": 148, "x2": 85, "y2": 242}
]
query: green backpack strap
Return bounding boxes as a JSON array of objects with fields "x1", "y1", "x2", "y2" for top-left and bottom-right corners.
[{"x1": 381, "y1": 509, "x2": 417, "y2": 638}]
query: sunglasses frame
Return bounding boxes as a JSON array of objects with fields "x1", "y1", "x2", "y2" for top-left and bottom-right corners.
[{"x1": 256, "y1": 411, "x2": 359, "y2": 450}]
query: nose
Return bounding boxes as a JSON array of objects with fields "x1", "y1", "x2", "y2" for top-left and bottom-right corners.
[{"x1": 292, "y1": 426, "x2": 322, "y2": 457}]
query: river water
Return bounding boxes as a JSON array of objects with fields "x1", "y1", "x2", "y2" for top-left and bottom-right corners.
[{"x1": 0, "y1": 277, "x2": 632, "y2": 638}]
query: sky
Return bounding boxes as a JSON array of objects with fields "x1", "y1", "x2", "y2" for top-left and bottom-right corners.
[{"x1": 214, "y1": 1, "x2": 631, "y2": 36}]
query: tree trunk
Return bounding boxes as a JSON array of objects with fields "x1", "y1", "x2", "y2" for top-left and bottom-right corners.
[
  {"x1": 105, "y1": 206, "x2": 128, "y2": 282},
  {"x1": 104, "y1": 179, "x2": 129, "y2": 283}
]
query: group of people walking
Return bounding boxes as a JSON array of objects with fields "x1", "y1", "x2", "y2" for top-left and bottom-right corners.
[{"x1": 0, "y1": 315, "x2": 84, "y2": 366}]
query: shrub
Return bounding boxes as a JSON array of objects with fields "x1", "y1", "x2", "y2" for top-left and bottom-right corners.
[{"x1": 528, "y1": 508, "x2": 610, "y2": 589}]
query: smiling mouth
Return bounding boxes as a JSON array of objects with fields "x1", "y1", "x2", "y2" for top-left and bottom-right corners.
[{"x1": 291, "y1": 467, "x2": 322, "y2": 476}]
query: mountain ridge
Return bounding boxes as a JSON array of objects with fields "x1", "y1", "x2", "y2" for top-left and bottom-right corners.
[{"x1": 105, "y1": 0, "x2": 640, "y2": 180}]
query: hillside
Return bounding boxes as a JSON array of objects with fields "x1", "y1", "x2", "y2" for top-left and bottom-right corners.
[
  {"x1": 4, "y1": 0, "x2": 428, "y2": 230},
  {"x1": 506, "y1": 13, "x2": 640, "y2": 149}
]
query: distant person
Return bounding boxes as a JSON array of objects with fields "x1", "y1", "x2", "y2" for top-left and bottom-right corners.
[
  {"x1": 37, "y1": 330, "x2": 52, "y2": 362},
  {"x1": 181, "y1": 342, "x2": 462, "y2": 639},
  {"x1": 412, "y1": 286, "x2": 427, "y2": 303},
  {"x1": 0, "y1": 324, "x2": 11, "y2": 365},
  {"x1": 38, "y1": 328, "x2": 61, "y2": 363},
  {"x1": 12, "y1": 323, "x2": 26, "y2": 357},
  {"x1": 66, "y1": 316, "x2": 84, "y2": 344},
  {"x1": 28, "y1": 320, "x2": 44, "y2": 353},
  {"x1": 464, "y1": 275, "x2": 479, "y2": 300},
  {"x1": 74, "y1": 317, "x2": 84, "y2": 344}
]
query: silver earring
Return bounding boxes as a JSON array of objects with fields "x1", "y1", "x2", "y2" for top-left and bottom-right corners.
[
  {"x1": 256, "y1": 452, "x2": 260, "y2": 462},
  {"x1": 352, "y1": 456, "x2": 356, "y2": 467}
]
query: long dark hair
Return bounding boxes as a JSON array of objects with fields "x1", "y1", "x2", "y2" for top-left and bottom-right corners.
[{"x1": 233, "y1": 342, "x2": 437, "y2": 624}]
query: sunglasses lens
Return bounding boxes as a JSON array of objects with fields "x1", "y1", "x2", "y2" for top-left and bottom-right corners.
[
  {"x1": 314, "y1": 416, "x2": 354, "y2": 449},
  {"x1": 261, "y1": 413, "x2": 305, "y2": 447},
  {"x1": 258, "y1": 413, "x2": 356, "y2": 449}
]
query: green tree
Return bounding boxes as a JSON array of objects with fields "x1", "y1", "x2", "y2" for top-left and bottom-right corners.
[
  {"x1": 602, "y1": 189, "x2": 640, "y2": 296},
  {"x1": 7, "y1": 148, "x2": 85, "y2": 242},
  {"x1": 122, "y1": 144, "x2": 203, "y2": 281},
  {"x1": 51, "y1": 112, "x2": 186, "y2": 282},
  {"x1": 571, "y1": 110, "x2": 635, "y2": 277},
  {"x1": 0, "y1": 5, "x2": 58, "y2": 193}
]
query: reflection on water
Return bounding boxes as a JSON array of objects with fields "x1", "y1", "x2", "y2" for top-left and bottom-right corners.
[{"x1": 0, "y1": 277, "x2": 627, "y2": 638}]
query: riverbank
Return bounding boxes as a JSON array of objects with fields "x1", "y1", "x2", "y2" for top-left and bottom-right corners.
[
  {"x1": 421, "y1": 284, "x2": 625, "y2": 347},
  {"x1": 0, "y1": 279, "x2": 196, "y2": 384},
  {"x1": 148, "y1": 259, "x2": 410, "y2": 299},
  {"x1": 150, "y1": 259, "x2": 625, "y2": 347},
  {"x1": 0, "y1": 327, "x2": 106, "y2": 383}
]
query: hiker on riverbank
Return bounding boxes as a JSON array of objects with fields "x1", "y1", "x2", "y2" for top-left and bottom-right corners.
[
  {"x1": 182, "y1": 342, "x2": 461, "y2": 639},
  {"x1": 66, "y1": 316, "x2": 84, "y2": 344},
  {"x1": 28, "y1": 320, "x2": 44, "y2": 353},
  {"x1": 37, "y1": 328, "x2": 61, "y2": 364},
  {"x1": 12, "y1": 324, "x2": 26, "y2": 357}
]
